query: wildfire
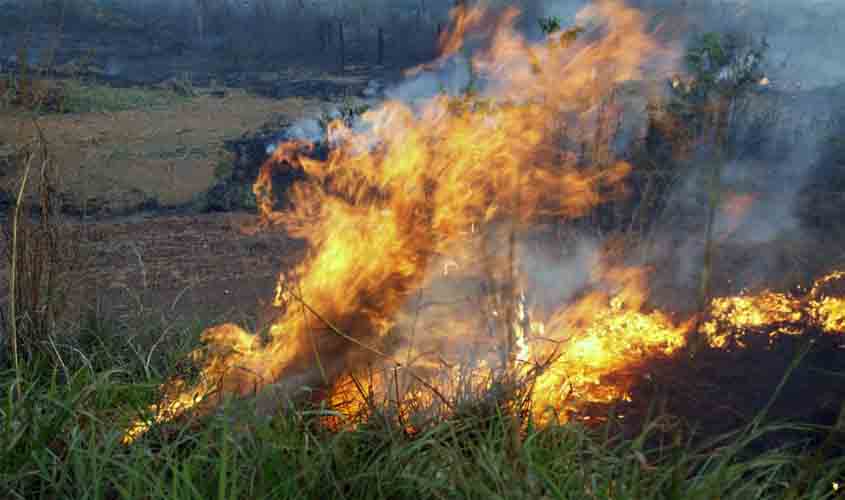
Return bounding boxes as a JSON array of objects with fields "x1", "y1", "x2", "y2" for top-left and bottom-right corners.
[
  {"x1": 809, "y1": 271, "x2": 845, "y2": 332},
  {"x1": 530, "y1": 267, "x2": 691, "y2": 423},
  {"x1": 702, "y1": 292, "x2": 803, "y2": 348},
  {"x1": 532, "y1": 300, "x2": 686, "y2": 419},
  {"x1": 121, "y1": 2, "x2": 844, "y2": 444},
  {"x1": 701, "y1": 271, "x2": 845, "y2": 349}
]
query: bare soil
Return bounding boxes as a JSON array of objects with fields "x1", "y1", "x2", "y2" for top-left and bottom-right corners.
[
  {"x1": 0, "y1": 32, "x2": 396, "y2": 327},
  {"x1": 0, "y1": 90, "x2": 322, "y2": 214},
  {"x1": 79, "y1": 212, "x2": 304, "y2": 324},
  {"x1": 0, "y1": 211, "x2": 305, "y2": 331}
]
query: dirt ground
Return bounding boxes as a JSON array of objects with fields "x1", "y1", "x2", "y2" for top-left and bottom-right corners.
[
  {"x1": 80, "y1": 212, "x2": 304, "y2": 324},
  {"x1": 0, "y1": 80, "x2": 327, "y2": 327},
  {"x1": 0, "y1": 90, "x2": 323, "y2": 214},
  {"x1": 0, "y1": 17, "x2": 401, "y2": 327},
  {"x1": 0, "y1": 211, "x2": 306, "y2": 333}
]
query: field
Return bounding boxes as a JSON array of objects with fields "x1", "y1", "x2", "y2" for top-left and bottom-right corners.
[{"x1": 2, "y1": 1, "x2": 845, "y2": 499}]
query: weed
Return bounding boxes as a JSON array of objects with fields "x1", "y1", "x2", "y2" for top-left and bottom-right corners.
[
  {"x1": 61, "y1": 82, "x2": 188, "y2": 114},
  {"x1": 0, "y1": 343, "x2": 842, "y2": 499},
  {"x1": 2, "y1": 123, "x2": 86, "y2": 368}
]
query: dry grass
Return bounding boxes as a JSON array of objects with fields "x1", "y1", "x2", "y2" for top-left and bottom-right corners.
[
  {"x1": 0, "y1": 90, "x2": 322, "y2": 214},
  {"x1": 1, "y1": 120, "x2": 87, "y2": 369}
]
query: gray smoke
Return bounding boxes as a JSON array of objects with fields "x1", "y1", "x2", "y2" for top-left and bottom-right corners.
[{"x1": 259, "y1": 0, "x2": 842, "y2": 301}]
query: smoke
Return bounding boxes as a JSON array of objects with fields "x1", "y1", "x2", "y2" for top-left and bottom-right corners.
[
  {"x1": 540, "y1": 0, "x2": 844, "y2": 90},
  {"x1": 645, "y1": 96, "x2": 833, "y2": 300},
  {"x1": 386, "y1": 57, "x2": 475, "y2": 104},
  {"x1": 267, "y1": 117, "x2": 324, "y2": 154},
  {"x1": 520, "y1": 235, "x2": 601, "y2": 314},
  {"x1": 269, "y1": 1, "x2": 842, "y2": 288}
]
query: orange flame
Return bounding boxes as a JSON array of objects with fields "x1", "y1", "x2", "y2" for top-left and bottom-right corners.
[
  {"x1": 122, "y1": 0, "x2": 660, "y2": 442},
  {"x1": 529, "y1": 266, "x2": 691, "y2": 423},
  {"x1": 120, "y1": 2, "x2": 843, "y2": 444}
]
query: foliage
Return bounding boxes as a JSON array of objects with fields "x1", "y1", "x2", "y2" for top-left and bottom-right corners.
[
  {"x1": 674, "y1": 32, "x2": 768, "y2": 103},
  {"x1": 0, "y1": 78, "x2": 189, "y2": 114},
  {"x1": 0, "y1": 45, "x2": 187, "y2": 115},
  {"x1": 538, "y1": 16, "x2": 562, "y2": 35},
  {"x1": 644, "y1": 32, "x2": 771, "y2": 165},
  {"x1": 61, "y1": 82, "x2": 188, "y2": 113}
]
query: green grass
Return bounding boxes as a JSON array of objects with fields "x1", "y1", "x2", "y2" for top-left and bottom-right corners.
[
  {"x1": 0, "y1": 76, "x2": 190, "y2": 115},
  {"x1": 61, "y1": 81, "x2": 189, "y2": 114},
  {"x1": 1, "y1": 315, "x2": 843, "y2": 500}
]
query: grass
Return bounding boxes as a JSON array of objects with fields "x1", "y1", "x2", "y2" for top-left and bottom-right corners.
[
  {"x1": 0, "y1": 304, "x2": 843, "y2": 499},
  {"x1": 0, "y1": 74, "x2": 190, "y2": 115},
  {"x1": 60, "y1": 81, "x2": 190, "y2": 114},
  {"x1": 1, "y1": 336, "x2": 843, "y2": 500}
]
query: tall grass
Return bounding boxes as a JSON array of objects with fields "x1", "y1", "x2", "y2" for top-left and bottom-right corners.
[
  {"x1": 1, "y1": 342, "x2": 843, "y2": 500},
  {"x1": 2, "y1": 120, "x2": 86, "y2": 372},
  {"x1": 1, "y1": 307, "x2": 843, "y2": 499}
]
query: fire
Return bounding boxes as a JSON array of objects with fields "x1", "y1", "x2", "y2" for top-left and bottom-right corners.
[
  {"x1": 121, "y1": 1, "x2": 843, "y2": 444},
  {"x1": 122, "y1": 0, "x2": 658, "y2": 443},
  {"x1": 319, "y1": 267, "x2": 845, "y2": 431},
  {"x1": 533, "y1": 298, "x2": 686, "y2": 413},
  {"x1": 702, "y1": 292, "x2": 803, "y2": 348},
  {"x1": 702, "y1": 271, "x2": 845, "y2": 349},
  {"x1": 809, "y1": 271, "x2": 845, "y2": 332},
  {"x1": 811, "y1": 296, "x2": 845, "y2": 332},
  {"x1": 529, "y1": 266, "x2": 690, "y2": 423}
]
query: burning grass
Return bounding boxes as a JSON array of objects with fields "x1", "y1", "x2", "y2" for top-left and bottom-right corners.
[
  {"x1": 110, "y1": 2, "x2": 832, "y2": 439},
  {"x1": 1, "y1": 340, "x2": 844, "y2": 499},
  {"x1": 2, "y1": 1, "x2": 845, "y2": 498},
  {"x1": 121, "y1": 0, "x2": 662, "y2": 442},
  {"x1": 111, "y1": 1, "x2": 845, "y2": 452}
]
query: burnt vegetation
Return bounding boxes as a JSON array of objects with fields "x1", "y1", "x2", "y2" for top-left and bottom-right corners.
[{"x1": 1, "y1": 1, "x2": 845, "y2": 499}]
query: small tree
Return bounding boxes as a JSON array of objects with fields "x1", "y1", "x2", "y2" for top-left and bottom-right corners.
[
  {"x1": 673, "y1": 32, "x2": 767, "y2": 346},
  {"x1": 537, "y1": 16, "x2": 561, "y2": 35}
]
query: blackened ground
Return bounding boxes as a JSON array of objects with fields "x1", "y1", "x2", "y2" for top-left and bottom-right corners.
[{"x1": 582, "y1": 326, "x2": 845, "y2": 452}]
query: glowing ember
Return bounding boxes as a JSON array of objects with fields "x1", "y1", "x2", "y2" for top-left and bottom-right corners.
[
  {"x1": 700, "y1": 271, "x2": 845, "y2": 349},
  {"x1": 811, "y1": 296, "x2": 845, "y2": 332},
  {"x1": 809, "y1": 271, "x2": 845, "y2": 333}
]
